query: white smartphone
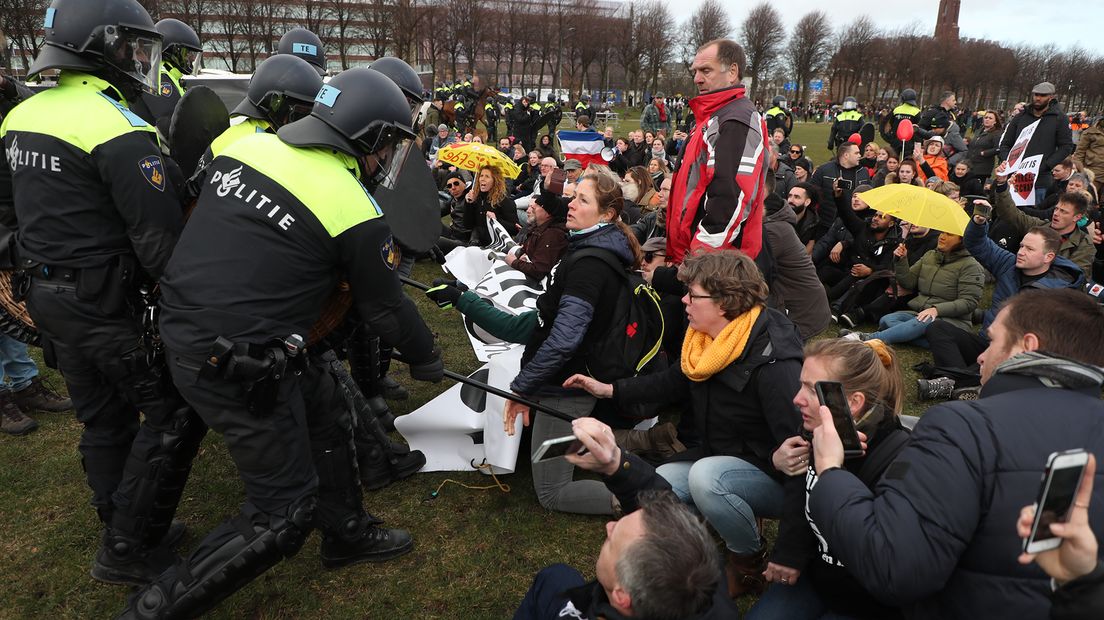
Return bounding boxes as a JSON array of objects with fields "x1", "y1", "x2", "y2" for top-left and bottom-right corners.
[
  {"x1": 1023, "y1": 449, "x2": 1090, "y2": 554},
  {"x1": 532, "y1": 435, "x2": 588, "y2": 463}
]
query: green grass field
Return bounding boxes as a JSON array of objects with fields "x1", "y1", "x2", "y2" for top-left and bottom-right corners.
[{"x1": 0, "y1": 120, "x2": 947, "y2": 618}]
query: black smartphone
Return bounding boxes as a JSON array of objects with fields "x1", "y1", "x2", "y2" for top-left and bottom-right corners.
[
  {"x1": 532, "y1": 435, "x2": 589, "y2": 463},
  {"x1": 1023, "y1": 449, "x2": 1090, "y2": 553},
  {"x1": 815, "y1": 381, "x2": 864, "y2": 459}
]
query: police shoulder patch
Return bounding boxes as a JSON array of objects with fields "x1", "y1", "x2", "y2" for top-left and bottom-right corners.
[
  {"x1": 139, "y1": 156, "x2": 166, "y2": 192},
  {"x1": 380, "y1": 235, "x2": 399, "y2": 270},
  {"x1": 160, "y1": 81, "x2": 174, "y2": 98}
]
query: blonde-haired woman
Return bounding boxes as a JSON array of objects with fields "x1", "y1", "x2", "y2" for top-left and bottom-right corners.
[
  {"x1": 748, "y1": 338, "x2": 908, "y2": 619},
  {"x1": 464, "y1": 165, "x2": 519, "y2": 246}
]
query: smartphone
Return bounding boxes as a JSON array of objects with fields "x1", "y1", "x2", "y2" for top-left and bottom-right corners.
[
  {"x1": 969, "y1": 198, "x2": 992, "y2": 221},
  {"x1": 1023, "y1": 449, "x2": 1090, "y2": 554},
  {"x1": 815, "y1": 381, "x2": 864, "y2": 459},
  {"x1": 545, "y1": 168, "x2": 567, "y2": 195},
  {"x1": 532, "y1": 435, "x2": 588, "y2": 463}
]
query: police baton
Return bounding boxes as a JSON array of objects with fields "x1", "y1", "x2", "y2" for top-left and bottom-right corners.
[
  {"x1": 398, "y1": 275, "x2": 431, "y2": 291},
  {"x1": 391, "y1": 354, "x2": 575, "y2": 423}
]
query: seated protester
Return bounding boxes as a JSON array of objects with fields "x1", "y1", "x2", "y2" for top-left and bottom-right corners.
[
  {"x1": 650, "y1": 138, "x2": 669, "y2": 166},
  {"x1": 647, "y1": 157, "x2": 669, "y2": 191},
  {"x1": 764, "y1": 182, "x2": 832, "y2": 340},
  {"x1": 514, "y1": 417, "x2": 738, "y2": 620},
  {"x1": 536, "y1": 133, "x2": 557, "y2": 160},
  {"x1": 638, "y1": 237, "x2": 684, "y2": 364},
  {"x1": 424, "y1": 123, "x2": 456, "y2": 160},
  {"x1": 504, "y1": 190, "x2": 569, "y2": 282},
  {"x1": 747, "y1": 338, "x2": 908, "y2": 620},
  {"x1": 820, "y1": 184, "x2": 900, "y2": 307},
  {"x1": 884, "y1": 159, "x2": 923, "y2": 187},
  {"x1": 631, "y1": 176, "x2": 670, "y2": 244},
  {"x1": 773, "y1": 147, "x2": 798, "y2": 201},
  {"x1": 842, "y1": 230, "x2": 983, "y2": 347},
  {"x1": 811, "y1": 142, "x2": 871, "y2": 209},
  {"x1": 623, "y1": 166, "x2": 659, "y2": 213},
  {"x1": 464, "y1": 165, "x2": 521, "y2": 246},
  {"x1": 806, "y1": 288, "x2": 1104, "y2": 620},
  {"x1": 1029, "y1": 173, "x2": 1099, "y2": 218},
  {"x1": 786, "y1": 144, "x2": 814, "y2": 175},
  {"x1": 575, "y1": 114, "x2": 596, "y2": 133},
  {"x1": 609, "y1": 137, "x2": 632, "y2": 176},
  {"x1": 514, "y1": 156, "x2": 558, "y2": 222},
  {"x1": 988, "y1": 164, "x2": 1095, "y2": 273},
  {"x1": 503, "y1": 171, "x2": 645, "y2": 515},
  {"x1": 948, "y1": 160, "x2": 984, "y2": 197},
  {"x1": 871, "y1": 151, "x2": 900, "y2": 188},
  {"x1": 786, "y1": 182, "x2": 835, "y2": 252},
  {"x1": 438, "y1": 171, "x2": 473, "y2": 252},
  {"x1": 791, "y1": 157, "x2": 811, "y2": 184},
  {"x1": 913, "y1": 136, "x2": 949, "y2": 183},
  {"x1": 513, "y1": 150, "x2": 542, "y2": 192},
  {"x1": 563, "y1": 251, "x2": 805, "y2": 599},
  {"x1": 918, "y1": 210, "x2": 1083, "y2": 400},
  {"x1": 859, "y1": 142, "x2": 880, "y2": 178}
]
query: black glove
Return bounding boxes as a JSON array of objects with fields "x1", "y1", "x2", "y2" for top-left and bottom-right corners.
[
  {"x1": 425, "y1": 278, "x2": 467, "y2": 309},
  {"x1": 408, "y1": 347, "x2": 444, "y2": 382},
  {"x1": 428, "y1": 245, "x2": 447, "y2": 264}
]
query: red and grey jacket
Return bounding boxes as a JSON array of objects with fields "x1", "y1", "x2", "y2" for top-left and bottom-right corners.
[{"x1": 666, "y1": 85, "x2": 769, "y2": 263}]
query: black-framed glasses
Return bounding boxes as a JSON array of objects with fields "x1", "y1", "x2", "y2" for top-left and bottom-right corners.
[
  {"x1": 644, "y1": 250, "x2": 666, "y2": 262},
  {"x1": 686, "y1": 292, "x2": 717, "y2": 302}
]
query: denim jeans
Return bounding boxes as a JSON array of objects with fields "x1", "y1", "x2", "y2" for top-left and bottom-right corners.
[
  {"x1": 867, "y1": 310, "x2": 931, "y2": 347},
  {"x1": 0, "y1": 334, "x2": 37, "y2": 393},
  {"x1": 747, "y1": 576, "x2": 863, "y2": 620},
  {"x1": 657, "y1": 456, "x2": 783, "y2": 553}
]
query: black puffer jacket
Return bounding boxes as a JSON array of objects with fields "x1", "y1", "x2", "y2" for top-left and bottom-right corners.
[
  {"x1": 966, "y1": 128, "x2": 1001, "y2": 177},
  {"x1": 808, "y1": 365, "x2": 1104, "y2": 620},
  {"x1": 464, "y1": 191, "x2": 519, "y2": 247},
  {"x1": 511, "y1": 224, "x2": 635, "y2": 396}
]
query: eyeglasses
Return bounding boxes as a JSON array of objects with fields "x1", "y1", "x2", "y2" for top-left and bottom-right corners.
[
  {"x1": 686, "y1": 292, "x2": 717, "y2": 302},
  {"x1": 644, "y1": 250, "x2": 666, "y2": 262}
]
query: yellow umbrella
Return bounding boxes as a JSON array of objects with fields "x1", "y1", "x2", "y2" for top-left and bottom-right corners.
[
  {"x1": 435, "y1": 141, "x2": 521, "y2": 179},
  {"x1": 859, "y1": 183, "x2": 970, "y2": 235}
]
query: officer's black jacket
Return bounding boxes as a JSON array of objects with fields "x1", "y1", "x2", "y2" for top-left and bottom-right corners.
[
  {"x1": 0, "y1": 72, "x2": 182, "y2": 279},
  {"x1": 158, "y1": 132, "x2": 436, "y2": 363}
]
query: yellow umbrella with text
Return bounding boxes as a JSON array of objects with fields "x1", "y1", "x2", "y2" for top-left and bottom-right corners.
[{"x1": 435, "y1": 141, "x2": 521, "y2": 179}]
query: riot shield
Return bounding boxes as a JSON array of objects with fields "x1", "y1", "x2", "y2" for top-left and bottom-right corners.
[{"x1": 169, "y1": 86, "x2": 230, "y2": 179}]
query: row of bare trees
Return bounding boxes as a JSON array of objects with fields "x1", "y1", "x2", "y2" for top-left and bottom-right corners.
[{"x1": 3, "y1": 0, "x2": 1102, "y2": 111}]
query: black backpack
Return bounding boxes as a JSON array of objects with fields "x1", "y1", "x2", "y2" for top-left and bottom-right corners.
[{"x1": 567, "y1": 248, "x2": 665, "y2": 385}]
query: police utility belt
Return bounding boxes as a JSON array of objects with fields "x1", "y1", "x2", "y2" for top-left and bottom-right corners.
[
  {"x1": 200, "y1": 334, "x2": 306, "y2": 417},
  {"x1": 16, "y1": 255, "x2": 139, "y2": 315}
]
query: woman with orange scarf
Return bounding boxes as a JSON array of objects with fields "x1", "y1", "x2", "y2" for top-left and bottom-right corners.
[{"x1": 564, "y1": 250, "x2": 805, "y2": 600}]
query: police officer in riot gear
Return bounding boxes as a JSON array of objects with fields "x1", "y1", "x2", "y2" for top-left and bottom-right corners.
[
  {"x1": 540, "y1": 92, "x2": 562, "y2": 137},
  {"x1": 140, "y1": 17, "x2": 201, "y2": 131},
  {"x1": 574, "y1": 93, "x2": 596, "y2": 124},
  {"x1": 828, "y1": 96, "x2": 863, "y2": 149},
  {"x1": 121, "y1": 68, "x2": 443, "y2": 619},
  {"x1": 881, "y1": 88, "x2": 922, "y2": 153},
  {"x1": 765, "y1": 95, "x2": 792, "y2": 137},
  {"x1": 0, "y1": 0, "x2": 204, "y2": 586},
  {"x1": 371, "y1": 56, "x2": 426, "y2": 133},
  {"x1": 278, "y1": 27, "x2": 328, "y2": 75}
]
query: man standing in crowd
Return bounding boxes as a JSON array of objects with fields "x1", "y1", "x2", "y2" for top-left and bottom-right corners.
[
  {"x1": 999, "y1": 81, "x2": 1075, "y2": 200},
  {"x1": 666, "y1": 38, "x2": 770, "y2": 264},
  {"x1": 810, "y1": 287, "x2": 1104, "y2": 619},
  {"x1": 1, "y1": 0, "x2": 202, "y2": 586}
]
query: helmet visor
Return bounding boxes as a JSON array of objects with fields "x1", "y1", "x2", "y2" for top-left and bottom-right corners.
[
  {"x1": 103, "y1": 25, "x2": 163, "y2": 94},
  {"x1": 374, "y1": 139, "x2": 412, "y2": 190},
  {"x1": 412, "y1": 101, "x2": 431, "y2": 135}
]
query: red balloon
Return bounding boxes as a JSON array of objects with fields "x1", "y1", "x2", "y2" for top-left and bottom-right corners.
[
  {"x1": 848, "y1": 133, "x2": 862, "y2": 145},
  {"x1": 896, "y1": 119, "x2": 914, "y2": 141}
]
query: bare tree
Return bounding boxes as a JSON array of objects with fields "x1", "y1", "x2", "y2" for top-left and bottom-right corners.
[
  {"x1": 300, "y1": 0, "x2": 335, "y2": 46},
  {"x1": 0, "y1": 0, "x2": 48, "y2": 73},
  {"x1": 679, "y1": 0, "x2": 729, "y2": 69},
  {"x1": 208, "y1": 0, "x2": 251, "y2": 71},
  {"x1": 390, "y1": 0, "x2": 426, "y2": 62},
  {"x1": 361, "y1": 0, "x2": 392, "y2": 59},
  {"x1": 739, "y1": 2, "x2": 786, "y2": 100},
  {"x1": 786, "y1": 11, "x2": 832, "y2": 106},
  {"x1": 637, "y1": 1, "x2": 673, "y2": 95}
]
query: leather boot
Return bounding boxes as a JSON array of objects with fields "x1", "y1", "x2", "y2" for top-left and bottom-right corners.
[
  {"x1": 612, "y1": 422, "x2": 686, "y2": 461},
  {"x1": 724, "y1": 546, "x2": 768, "y2": 599}
]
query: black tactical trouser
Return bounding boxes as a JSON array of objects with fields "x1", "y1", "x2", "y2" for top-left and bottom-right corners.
[{"x1": 26, "y1": 278, "x2": 205, "y2": 544}]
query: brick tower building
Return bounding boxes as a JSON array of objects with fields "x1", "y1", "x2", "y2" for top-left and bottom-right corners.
[{"x1": 935, "y1": 0, "x2": 961, "y2": 41}]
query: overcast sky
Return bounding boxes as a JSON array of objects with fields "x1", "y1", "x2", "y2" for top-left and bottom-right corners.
[{"x1": 674, "y1": 1, "x2": 1100, "y2": 51}]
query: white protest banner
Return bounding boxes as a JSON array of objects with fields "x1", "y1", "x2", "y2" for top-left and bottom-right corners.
[
  {"x1": 1009, "y1": 154, "x2": 1044, "y2": 207},
  {"x1": 1004, "y1": 119, "x2": 1040, "y2": 174},
  {"x1": 395, "y1": 347, "x2": 524, "y2": 474}
]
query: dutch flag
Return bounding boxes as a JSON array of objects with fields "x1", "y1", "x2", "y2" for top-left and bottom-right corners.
[{"x1": 557, "y1": 130, "x2": 606, "y2": 168}]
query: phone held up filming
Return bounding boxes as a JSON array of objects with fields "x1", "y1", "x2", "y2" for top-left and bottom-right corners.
[
  {"x1": 1023, "y1": 449, "x2": 1090, "y2": 554},
  {"x1": 815, "y1": 381, "x2": 864, "y2": 459}
]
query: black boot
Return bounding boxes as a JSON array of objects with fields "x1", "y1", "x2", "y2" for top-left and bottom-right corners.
[
  {"x1": 319, "y1": 512, "x2": 413, "y2": 569},
  {"x1": 356, "y1": 433, "x2": 426, "y2": 491},
  {"x1": 91, "y1": 529, "x2": 178, "y2": 586}
]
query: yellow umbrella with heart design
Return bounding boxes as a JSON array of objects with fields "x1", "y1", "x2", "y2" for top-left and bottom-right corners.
[
  {"x1": 858, "y1": 183, "x2": 970, "y2": 235},
  {"x1": 435, "y1": 141, "x2": 521, "y2": 179}
]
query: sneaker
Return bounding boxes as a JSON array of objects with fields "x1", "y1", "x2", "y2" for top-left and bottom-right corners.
[
  {"x1": 830, "y1": 313, "x2": 840, "y2": 324},
  {"x1": 952, "y1": 386, "x2": 981, "y2": 400},
  {"x1": 917, "y1": 377, "x2": 956, "y2": 401},
  {"x1": 320, "y1": 524, "x2": 413, "y2": 569},
  {"x1": 379, "y1": 374, "x2": 409, "y2": 401},
  {"x1": 839, "y1": 312, "x2": 861, "y2": 329},
  {"x1": 14, "y1": 377, "x2": 72, "y2": 413},
  {"x1": 0, "y1": 392, "x2": 37, "y2": 435},
  {"x1": 839, "y1": 330, "x2": 863, "y2": 341}
]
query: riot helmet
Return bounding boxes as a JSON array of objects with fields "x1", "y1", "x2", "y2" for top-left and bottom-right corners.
[
  {"x1": 233, "y1": 54, "x2": 322, "y2": 128},
  {"x1": 30, "y1": 0, "x2": 163, "y2": 97},
  {"x1": 547, "y1": 93, "x2": 556, "y2": 103},
  {"x1": 901, "y1": 88, "x2": 917, "y2": 105},
  {"x1": 278, "y1": 27, "x2": 327, "y2": 75},
  {"x1": 155, "y1": 18, "x2": 201, "y2": 75},
  {"x1": 581, "y1": 94, "x2": 591, "y2": 102},
  {"x1": 278, "y1": 67, "x2": 416, "y2": 190},
  {"x1": 370, "y1": 57, "x2": 428, "y2": 135},
  {"x1": 842, "y1": 97, "x2": 858, "y2": 111},
  {"x1": 772, "y1": 95, "x2": 787, "y2": 109}
]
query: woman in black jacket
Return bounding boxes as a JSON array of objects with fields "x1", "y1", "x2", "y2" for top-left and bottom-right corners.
[
  {"x1": 746, "y1": 337, "x2": 908, "y2": 620},
  {"x1": 967, "y1": 110, "x2": 1003, "y2": 178},
  {"x1": 463, "y1": 165, "x2": 520, "y2": 246},
  {"x1": 564, "y1": 251, "x2": 805, "y2": 598},
  {"x1": 503, "y1": 171, "x2": 644, "y2": 515}
]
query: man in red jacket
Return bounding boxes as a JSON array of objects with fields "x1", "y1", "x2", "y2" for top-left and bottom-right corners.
[{"x1": 667, "y1": 39, "x2": 770, "y2": 264}]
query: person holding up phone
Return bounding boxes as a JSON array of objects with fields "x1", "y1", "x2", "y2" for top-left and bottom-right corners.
[
  {"x1": 806, "y1": 288, "x2": 1104, "y2": 619},
  {"x1": 747, "y1": 338, "x2": 908, "y2": 620},
  {"x1": 1018, "y1": 453, "x2": 1104, "y2": 619}
]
